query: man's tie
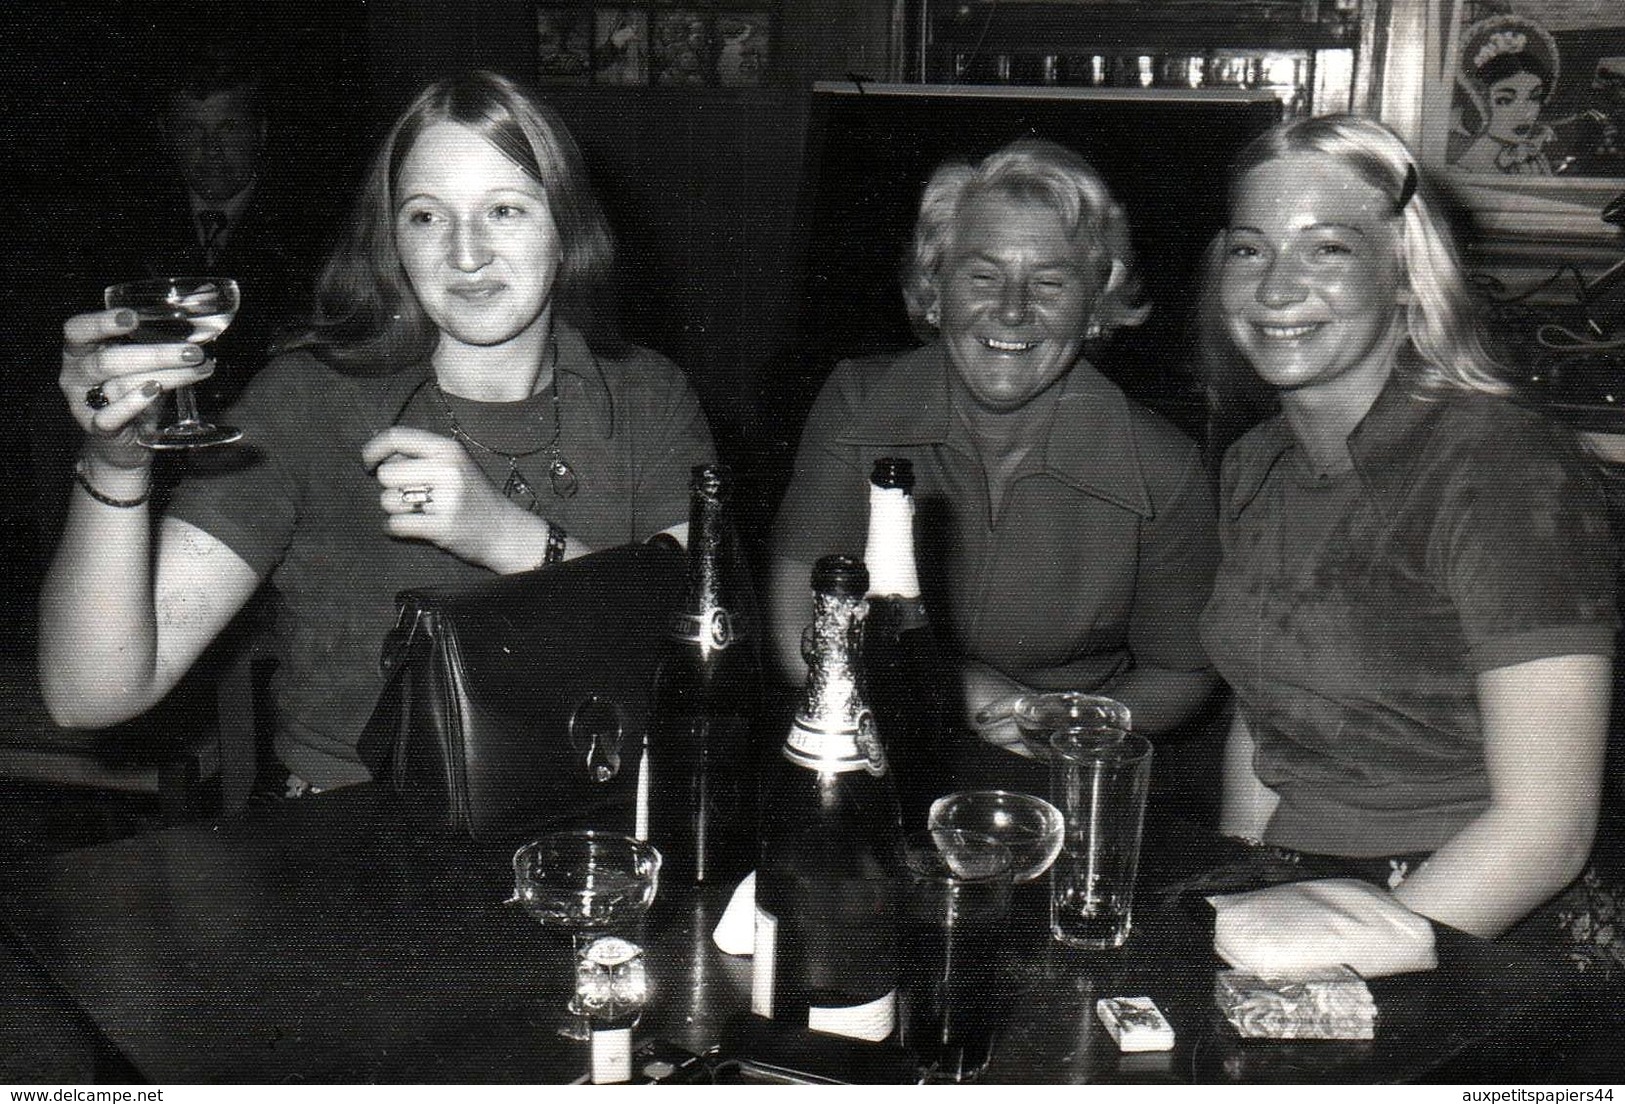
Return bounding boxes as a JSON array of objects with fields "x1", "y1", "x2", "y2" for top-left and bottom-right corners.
[{"x1": 199, "y1": 210, "x2": 227, "y2": 266}]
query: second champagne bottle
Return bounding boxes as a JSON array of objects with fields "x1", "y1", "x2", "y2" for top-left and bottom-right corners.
[
  {"x1": 645, "y1": 464, "x2": 762, "y2": 885},
  {"x1": 862, "y1": 456, "x2": 955, "y2": 832},
  {"x1": 753, "y1": 554, "x2": 903, "y2": 1043}
]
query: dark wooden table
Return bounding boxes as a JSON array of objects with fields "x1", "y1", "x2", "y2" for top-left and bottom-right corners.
[{"x1": 0, "y1": 784, "x2": 1604, "y2": 1084}]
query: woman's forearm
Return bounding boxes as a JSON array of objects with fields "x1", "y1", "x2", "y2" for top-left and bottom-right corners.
[
  {"x1": 1100, "y1": 664, "x2": 1219, "y2": 737},
  {"x1": 1392, "y1": 653, "x2": 1609, "y2": 938},
  {"x1": 39, "y1": 460, "x2": 162, "y2": 727},
  {"x1": 961, "y1": 661, "x2": 1219, "y2": 756},
  {"x1": 1390, "y1": 802, "x2": 1596, "y2": 938},
  {"x1": 42, "y1": 499, "x2": 260, "y2": 731}
]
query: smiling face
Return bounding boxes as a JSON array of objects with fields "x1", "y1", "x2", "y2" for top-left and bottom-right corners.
[
  {"x1": 1218, "y1": 153, "x2": 1409, "y2": 403},
  {"x1": 1485, "y1": 70, "x2": 1548, "y2": 143},
  {"x1": 393, "y1": 121, "x2": 562, "y2": 358},
  {"x1": 934, "y1": 191, "x2": 1103, "y2": 414}
]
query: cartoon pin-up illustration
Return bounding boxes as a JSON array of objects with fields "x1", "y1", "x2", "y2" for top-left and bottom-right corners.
[{"x1": 1451, "y1": 14, "x2": 1563, "y2": 175}]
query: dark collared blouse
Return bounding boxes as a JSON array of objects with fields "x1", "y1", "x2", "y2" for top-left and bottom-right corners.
[
  {"x1": 1200, "y1": 376, "x2": 1617, "y2": 857},
  {"x1": 773, "y1": 343, "x2": 1218, "y2": 694},
  {"x1": 168, "y1": 324, "x2": 714, "y2": 788}
]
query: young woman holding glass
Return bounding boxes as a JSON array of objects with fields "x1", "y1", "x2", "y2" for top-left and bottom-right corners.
[{"x1": 43, "y1": 71, "x2": 713, "y2": 794}]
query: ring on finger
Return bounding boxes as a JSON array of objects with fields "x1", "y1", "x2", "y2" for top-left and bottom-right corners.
[
  {"x1": 399, "y1": 484, "x2": 433, "y2": 513},
  {"x1": 85, "y1": 385, "x2": 110, "y2": 411}
]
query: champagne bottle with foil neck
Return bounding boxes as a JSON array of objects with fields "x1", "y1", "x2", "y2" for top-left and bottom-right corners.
[
  {"x1": 646, "y1": 464, "x2": 761, "y2": 885},
  {"x1": 862, "y1": 457, "x2": 952, "y2": 831},
  {"x1": 753, "y1": 554, "x2": 901, "y2": 1043}
]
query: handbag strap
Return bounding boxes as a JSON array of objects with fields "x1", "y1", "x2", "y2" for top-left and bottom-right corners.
[
  {"x1": 356, "y1": 662, "x2": 405, "y2": 781},
  {"x1": 357, "y1": 603, "x2": 431, "y2": 780}
]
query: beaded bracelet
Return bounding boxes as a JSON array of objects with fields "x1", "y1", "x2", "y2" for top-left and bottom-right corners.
[
  {"x1": 544, "y1": 519, "x2": 567, "y2": 566},
  {"x1": 74, "y1": 458, "x2": 150, "y2": 509}
]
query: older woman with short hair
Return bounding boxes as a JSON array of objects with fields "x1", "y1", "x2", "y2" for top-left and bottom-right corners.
[{"x1": 769, "y1": 137, "x2": 1219, "y2": 756}]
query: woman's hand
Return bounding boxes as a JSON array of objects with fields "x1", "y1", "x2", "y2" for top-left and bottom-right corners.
[
  {"x1": 1210, "y1": 877, "x2": 1437, "y2": 979},
  {"x1": 362, "y1": 426, "x2": 560, "y2": 572},
  {"x1": 963, "y1": 660, "x2": 1034, "y2": 757},
  {"x1": 60, "y1": 308, "x2": 212, "y2": 468}
]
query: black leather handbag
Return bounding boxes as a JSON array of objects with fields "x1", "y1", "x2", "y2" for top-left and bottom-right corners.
[{"x1": 361, "y1": 541, "x2": 685, "y2": 840}]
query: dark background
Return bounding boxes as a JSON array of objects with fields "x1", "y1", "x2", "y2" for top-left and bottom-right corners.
[{"x1": 1, "y1": 1, "x2": 372, "y2": 651}]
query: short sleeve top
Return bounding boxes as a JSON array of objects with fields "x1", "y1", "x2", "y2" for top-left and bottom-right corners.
[
  {"x1": 167, "y1": 324, "x2": 714, "y2": 787},
  {"x1": 772, "y1": 343, "x2": 1218, "y2": 692},
  {"x1": 1199, "y1": 376, "x2": 1617, "y2": 856}
]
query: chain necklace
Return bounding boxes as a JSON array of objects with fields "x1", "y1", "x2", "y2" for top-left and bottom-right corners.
[{"x1": 432, "y1": 342, "x2": 579, "y2": 507}]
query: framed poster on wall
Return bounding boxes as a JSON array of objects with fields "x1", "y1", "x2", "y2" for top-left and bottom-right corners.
[{"x1": 1418, "y1": 0, "x2": 1625, "y2": 242}]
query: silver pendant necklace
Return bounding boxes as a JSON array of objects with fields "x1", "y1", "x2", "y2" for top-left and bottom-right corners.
[{"x1": 432, "y1": 340, "x2": 579, "y2": 506}]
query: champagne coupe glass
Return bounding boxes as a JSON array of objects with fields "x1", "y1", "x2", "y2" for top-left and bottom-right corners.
[
  {"x1": 928, "y1": 790, "x2": 1065, "y2": 883},
  {"x1": 104, "y1": 276, "x2": 242, "y2": 449},
  {"x1": 508, "y1": 831, "x2": 662, "y2": 1041}
]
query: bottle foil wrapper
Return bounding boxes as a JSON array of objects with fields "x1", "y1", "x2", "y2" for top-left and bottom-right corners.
[{"x1": 1214, "y1": 966, "x2": 1376, "y2": 1040}]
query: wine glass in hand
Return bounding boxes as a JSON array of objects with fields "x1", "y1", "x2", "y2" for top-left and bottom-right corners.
[
  {"x1": 508, "y1": 831, "x2": 661, "y2": 1040},
  {"x1": 104, "y1": 276, "x2": 242, "y2": 449}
]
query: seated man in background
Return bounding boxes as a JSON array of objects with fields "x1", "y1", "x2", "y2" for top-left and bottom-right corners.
[
  {"x1": 32, "y1": 44, "x2": 320, "y2": 551},
  {"x1": 110, "y1": 47, "x2": 317, "y2": 415}
]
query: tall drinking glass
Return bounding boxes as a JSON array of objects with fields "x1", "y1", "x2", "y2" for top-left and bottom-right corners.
[
  {"x1": 1048, "y1": 728, "x2": 1152, "y2": 949},
  {"x1": 104, "y1": 276, "x2": 241, "y2": 449},
  {"x1": 897, "y1": 829, "x2": 1014, "y2": 1083}
]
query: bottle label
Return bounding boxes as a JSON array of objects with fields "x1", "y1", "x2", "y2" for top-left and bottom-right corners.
[
  {"x1": 590, "y1": 1026, "x2": 633, "y2": 1084},
  {"x1": 751, "y1": 905, "x2": 778, "y2": 1017},
  {"x1": 783, "y1": 714, "x2": 881, "y2": 775},
  {"x1": 854, "y1": 709, "x2": 889, "y2": 778},
  {"x1": 809, "y1": 990, "x2": 897, "y2": 1042},
  {"x1": 669, "y1": 607, "x2": 740, "y2": 650}
]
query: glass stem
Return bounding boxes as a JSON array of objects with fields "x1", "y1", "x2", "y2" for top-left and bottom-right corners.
[
  {"x1": 174, "y1": 384, "x2": 203, "y2": 428},
  {"x1": 560, "y1": 932, "x2": 594, "y2": 1041}
]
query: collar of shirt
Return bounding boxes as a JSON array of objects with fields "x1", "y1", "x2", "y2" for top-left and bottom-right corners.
[
  {"x1": 1226, "y1": 370, "x2": 1439, "y2": 522},
  {"x1": 375, "y1": 320, "x2": 616, "y2": 438},
  {"x1": 833, "y1": 341, "x2": 1155, "y2": 518},
  {"x1": 189, "y1": 184, "x2": 256, "y2": 239}
]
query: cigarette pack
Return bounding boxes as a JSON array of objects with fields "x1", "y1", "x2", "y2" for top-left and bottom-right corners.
[
  {"x1": 1214, "y1": 966, "x2": 1376, "y2": 1040},
  {"x1": 1095, "y1": 996, "x2": 1176, "y2": 1052}
]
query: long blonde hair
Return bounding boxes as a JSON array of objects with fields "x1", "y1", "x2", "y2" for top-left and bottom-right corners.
[{"x1": 1224, "y1": 113, "x2": 1509, "y2": 397}]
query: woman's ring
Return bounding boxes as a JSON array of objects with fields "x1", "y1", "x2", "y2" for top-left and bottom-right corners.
[
  {"x1": 399, "y1": 484, "x2": 433, "y2": 513},
  {"x1": 85, "y1": 385, "x2": 110, "y2": 411}
]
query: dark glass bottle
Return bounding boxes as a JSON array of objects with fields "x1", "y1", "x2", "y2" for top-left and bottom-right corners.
[
  {"x1": 646, "y1": 464, "x2": 762, "y2": 885},
  {"x1": 752, "y1": 554, "x2": 902, "y2": 1043},
  {"x1": 862, "y1": 457, "x2": 953, "y2": 832}
]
